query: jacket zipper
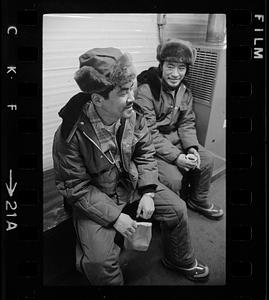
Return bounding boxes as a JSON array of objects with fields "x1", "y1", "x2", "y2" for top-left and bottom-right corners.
[
  {"x1": 120, "y1": 124, "x2": 128, "y2": 172},
  {"x1": 82, "y1": 131, "x2": 115, "y2": 165},
  {"x1": 83, "y1": 131, "x2": 123, "y2": 204}
]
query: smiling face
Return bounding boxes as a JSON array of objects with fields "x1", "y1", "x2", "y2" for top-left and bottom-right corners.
[
  {"x1": 92, "y1": 80, "x2": 136, "y2": 125},
  {"x1": 162, "y1": 61, "x2": 187, "y2": 89},
  {"x1": 106, "y1": 81, "x2": 135, "y2": 119}
]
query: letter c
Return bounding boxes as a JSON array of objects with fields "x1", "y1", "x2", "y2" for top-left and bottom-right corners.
[{"x1": 7, "y1": 26, "x2": 18, "y2": 35}]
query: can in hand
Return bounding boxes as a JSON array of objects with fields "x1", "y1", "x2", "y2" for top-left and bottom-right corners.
[{"x1": 186, "y1": 153, "x2": 197, "y2": 162}]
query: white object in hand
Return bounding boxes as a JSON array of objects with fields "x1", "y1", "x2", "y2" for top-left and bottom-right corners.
[
  {"x1": 186, "y1": 153, "x2": 197, "y2": 162},
  {"x1": 124, "y1": 222, "x2": 152, "y2": 251}
]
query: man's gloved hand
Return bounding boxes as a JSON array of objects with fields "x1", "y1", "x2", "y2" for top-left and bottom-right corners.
[
  {"x1": 113, "y1": 213, "x2": 137, "y2": 238},
  {"x1": 176, "y1": 153, "x2": 197, "y2": 171},
  {"x1": 187, "y1": 147, "x2": 201, "y2": 169},
  {"x1": 136, "y1": 193, "x2": 155, "y2": 219}
]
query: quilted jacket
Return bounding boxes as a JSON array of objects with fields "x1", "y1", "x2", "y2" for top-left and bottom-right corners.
[
  {"x1": 52, "y1": 93, "x2": 158, "y2": 227},
  {"x1": 136, "y1": 67, "x2": 199, "y2": 163}
]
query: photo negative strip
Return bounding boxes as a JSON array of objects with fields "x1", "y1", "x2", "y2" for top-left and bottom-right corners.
[
  {"x1": 42, "y1": 13, "x2": 226, "y2": 286},
  {"x1": 1, "y1": 2, "x2": 266, "y2": 300}
]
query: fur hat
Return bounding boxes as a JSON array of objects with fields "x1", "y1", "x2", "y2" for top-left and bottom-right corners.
[
  {"x1": 157, "y1": 39, "x2": 196, "y2": 65},
  {"x1": 74, "y1": 47, "x2": 136, "y2": 93}
]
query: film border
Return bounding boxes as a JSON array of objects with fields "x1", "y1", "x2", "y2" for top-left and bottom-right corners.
[{"x1": 1, "y1": 1, "x2": 267, "y2": 300}]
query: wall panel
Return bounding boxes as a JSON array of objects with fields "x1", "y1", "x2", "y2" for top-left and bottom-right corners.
[{"x1": 43, "y1": 13, "x2": 159, "y2": 171}]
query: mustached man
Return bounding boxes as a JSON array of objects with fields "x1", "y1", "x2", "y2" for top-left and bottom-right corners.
[{"x1": 52, "y1": 47, "x2": 210, "y2": 285}]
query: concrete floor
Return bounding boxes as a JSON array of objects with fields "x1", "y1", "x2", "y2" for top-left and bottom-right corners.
[{"x1": 121, "y1": 174, "x2": 226, "y2": 286}]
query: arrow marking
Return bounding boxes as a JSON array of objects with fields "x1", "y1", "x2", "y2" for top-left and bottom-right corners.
[{"x1": 5, "y1": 169, "x2": 17, "y2": 197}]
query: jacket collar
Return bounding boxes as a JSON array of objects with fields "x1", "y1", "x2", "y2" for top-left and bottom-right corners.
[
  {"x1": 137, "y1": 67, "x2": 162, "y2": 101},
  {"x1": 76, "y1": 112, "x2": 100, "y2": 146},
  {"x1": 137, "y1": 67, "x2": 188, "y2": 102},
  {"x1": 60, "y1": 93, "x2": 141, "y2": 145},
  {"x1": 58, "y1": 92, "x2": 91, "y2": 141}
]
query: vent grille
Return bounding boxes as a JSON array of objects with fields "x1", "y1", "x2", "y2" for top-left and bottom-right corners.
[{"x1": 185, "y1": 47, "x2": 219, "y2": 103}]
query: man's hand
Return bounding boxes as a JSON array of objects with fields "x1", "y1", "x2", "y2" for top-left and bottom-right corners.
[
  {"x1": 136, "y1": 193, "x2": 155, "y2": 219},
  {"x1": 176, "y1": 153, "x2": 197, "y2": 171},
  {"x1": 188, "y1": 147, "x2": 201, "y2": 169},
  {"x1": 113, "y1": 213, "x2": 137, "y2": 239}
]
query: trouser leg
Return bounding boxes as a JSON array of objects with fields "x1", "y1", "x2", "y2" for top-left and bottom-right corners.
[
  {"x1": 153, "y1": 183, "x2": 195, "y2": 267},
  {"x1": 157, "y1": 146, "x2": 214, "y2": 208},
  {"x1": 157, "y1": 157, "x2": 189, "y2": 200},
  {"x1": 72, "y1": 209, "x2": 123, "y2": 286},
  {"x1": 188, "y1": 146, "x2": 214, "y2": 207},
  {"x1": 157, "y1": 157, "x2": 183, "y2": 195}
]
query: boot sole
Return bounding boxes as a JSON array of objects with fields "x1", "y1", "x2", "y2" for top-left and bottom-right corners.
[
  {"x1": 187, "y1": 201, "x2": 224, "y2": 220},
  {"x1": 161, "y1": 258, "x2": 209, "y2": 283}
]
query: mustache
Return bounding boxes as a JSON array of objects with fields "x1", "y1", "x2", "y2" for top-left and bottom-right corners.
[
  {"x1": 125, "y1": 100, "x2": 134, "y2": 109},
  {"x1": 125, "y1": 104, "x2": 133, "y2": 109}
]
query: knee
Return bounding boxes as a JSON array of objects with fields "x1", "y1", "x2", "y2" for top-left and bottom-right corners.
[
  {"x1": 201, "y1": 150, "x2": 214, "y2": 170},
  {"x1": 168, "y1": 178, "x2": 182, "y2": 194},
  {"x1": 159, "y1": 174, "x2": 183, "y2": 194},
  {"x1": 156, "y1": 185, "x2": 188, "y2": 227},
  {"x1": 164, "y1": 201, "x2": 188, "y2": 228},
  {"x1": 173, "y1": 200, "x2": 188, "y2": 221}
]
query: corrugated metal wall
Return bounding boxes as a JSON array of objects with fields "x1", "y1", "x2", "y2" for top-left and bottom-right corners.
[
  {"x1": 43, "y1": 14, "x2": 159, "y2": 171},
  {"x1": 163, "y1": 14, "x2": 209, "y2": 44}
]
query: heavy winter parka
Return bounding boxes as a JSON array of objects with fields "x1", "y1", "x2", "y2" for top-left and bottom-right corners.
[
  {"x1": 53, "y1": 93, "x2": 158, "y2": 228},
  {"x1": 136, "y1": 67, "x2": 199, "y2": 163}
]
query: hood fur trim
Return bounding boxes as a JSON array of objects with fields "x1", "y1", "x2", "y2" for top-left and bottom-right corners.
[
  {"x1": 157, "y1": 39, "x2": 196, "y2": 65},
  {"x1": 74, "y1": 66, "x2": 112, "y2": 93}
]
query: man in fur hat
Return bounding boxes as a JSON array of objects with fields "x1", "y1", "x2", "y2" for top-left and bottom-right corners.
[
  {"x1": 136, "y1": 39, "x2": 224, "y2": 220},
  {"x1": 52, "y1": 47, "x2": 210, "y2": 285}
]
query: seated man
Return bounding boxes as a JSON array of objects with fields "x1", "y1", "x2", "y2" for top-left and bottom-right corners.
[
  {"x1": 136, "y1": 39, "x2": 224, "y2": 220},
  {"x1": 52, "y1": 47, "x2": 209, "y2": 285}
]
